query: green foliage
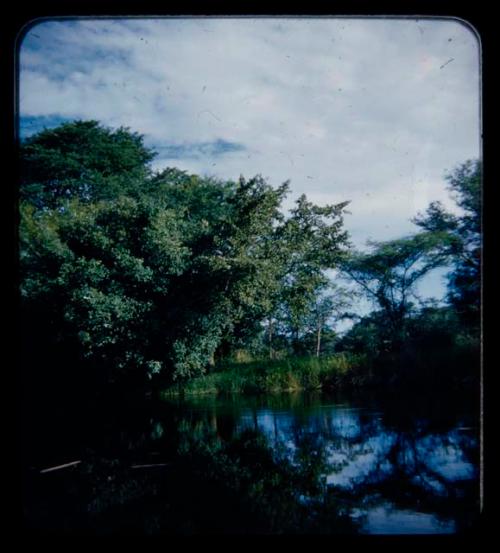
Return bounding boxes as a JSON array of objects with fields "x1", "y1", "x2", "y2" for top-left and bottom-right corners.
[
  {"x1": 19, "y1": 120, "x2": 351, "y2": 388},
  {"x1": 338, "y1": 304, "x2": 479, "y2": 387},
  {"x1": 20, "y1": 120, "x2": 156, "y2": 208},
  {"x1": 413, "y1": 159, "x2": 481, "y2": 328},
  {"x1": 336, "y1": 312, "x2": 386, "y2": 358},
  {"x1": 337, "y1": 158, "x2": 481, "y2": 376},
  {"x1": 340, "y1": 232, "x2": 451, "y2": 349},
  {"x1": 276, "y1": 196, "x2": 350, "y2": 351},
  {"x1": 162, "y1": 353, "x2": 368, "y2": 396}
]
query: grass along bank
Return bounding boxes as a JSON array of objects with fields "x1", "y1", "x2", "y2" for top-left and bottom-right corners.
[{"x1": 162, "y1": 353, "x2": 370, "y2": 397}]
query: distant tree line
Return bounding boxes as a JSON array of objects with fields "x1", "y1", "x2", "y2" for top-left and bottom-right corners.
[{"x1": 338, "y1": 159, "x2": 481, "y2": 365}]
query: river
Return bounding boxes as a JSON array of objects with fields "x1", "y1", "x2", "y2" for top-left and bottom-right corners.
[{"x1": 22, "y1": 388, "x2": 480, "y2": 534}]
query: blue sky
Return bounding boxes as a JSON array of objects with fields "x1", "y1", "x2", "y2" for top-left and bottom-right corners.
[{"x1": 19, "y1": 17, "x2": 481, "y2": 318}]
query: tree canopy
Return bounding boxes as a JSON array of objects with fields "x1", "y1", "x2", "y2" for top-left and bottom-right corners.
[
  {"x1": 340, "y1": 232, "x2": 453, "y2": 349},
  {"x1": 19, "y1": 121, "x2": 351, "y2": 388},
  {"x1": 413, "y1": 159, "x2": 481, "y2": 327},
  {"x1": 19, "y1": 120, "x2": 156, "y2": 208}
]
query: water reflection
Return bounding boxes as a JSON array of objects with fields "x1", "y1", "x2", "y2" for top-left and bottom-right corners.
[
  {"x1": 23, "y1": 390, "x2": 479, "y2": 534},
  {"x1": 172, "y1": 391, "x2": 479, "y2": 534},
  {"x1": 353, "y1": 503, "x2": 455, "y2": 534}
]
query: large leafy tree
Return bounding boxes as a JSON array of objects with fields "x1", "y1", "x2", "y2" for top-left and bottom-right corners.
[
  {"x1": 19, "y1": 120, "x2": 156, "y2": 208},
  {"x1": 19, "y1": 171, "x2": 281, "y2": 385},
  {"x1": 19, "y1": 120, "x2": 351, "y2": 389},
  {"x1": 413, "y1": 159, "x2": 481, "y2": 327},
  {"x1": 159, "y1": 174, "x2": 291, "y2": 378},
  {"x1": 272, "y1": 195, "x2": 350, "y2": 354}
]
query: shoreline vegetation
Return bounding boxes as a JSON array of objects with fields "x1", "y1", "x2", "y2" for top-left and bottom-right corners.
[
  {"x1": 161, "y1": 337, "x2": 479, "y2": 398},
  {"x1": 162, "y1": 353, "x2": 369, "y2": 397}
]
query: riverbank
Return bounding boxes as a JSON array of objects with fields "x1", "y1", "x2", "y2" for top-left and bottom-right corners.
[
  {"x1": 160, "y1": 337, "x2": 480, "y2": 398},
  {"x1": 161, "y1": 353, "x2": 370, "y2": 397}
]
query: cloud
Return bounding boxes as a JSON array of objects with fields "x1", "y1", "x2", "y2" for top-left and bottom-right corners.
[
  {"x1": 153, "y1": 138, "x2": 246, "y2": 160},
  {"x1": 19, "y1": 17, "x2": 481, "y2": 302}
]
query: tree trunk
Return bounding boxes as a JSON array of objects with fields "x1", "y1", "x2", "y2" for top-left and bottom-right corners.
[
  {"x1": 293, "y1": 327, "x2": 300, "y2": 355},
  {"x1": 268, "y1": 318, "x2": 274, "y2": 359},
  {"x1": 316, "y1": 324, "x2": 322, "y2": 358}
]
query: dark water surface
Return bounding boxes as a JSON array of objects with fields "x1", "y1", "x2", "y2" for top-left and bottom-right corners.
[{"x1": 22, "y1": 388, "x2": 480, "y2": 534}]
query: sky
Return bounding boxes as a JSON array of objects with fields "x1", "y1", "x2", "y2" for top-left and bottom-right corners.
[{"x1": 18, "y1": 17, "x2": 481, "y2": 319}]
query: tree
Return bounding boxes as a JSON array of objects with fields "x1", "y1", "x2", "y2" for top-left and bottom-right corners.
[
  {"x1": 162, "y1": 174, "x2": 291, "y2": 377},
  {"x1": 336, "y1": 313, "x2": 386, "y2": 357},
  {"x1": 273, "y1": 195, "x2": 350, "y2": 354},
  {"x1": 413, "y1": 159, "x2": 481, "y2": 328},
  {"x1": 19, "y1": 121, "x2": 352, "y2": 387},
  {"x1": 340, "y1": 233, "x2": 450, "y2": 350},
  {"x1": 20, "y1": 172, "x2": 285, "y2": 384},
  {"x1": 305, "y1": 284, "x2": 354, "y2": 357},
  {"x1": 19, "y1": 120, "x2": 156, "y2": 208},
  {"x1": 226, "y1": 192, "x2": 351, "y2": 360}
]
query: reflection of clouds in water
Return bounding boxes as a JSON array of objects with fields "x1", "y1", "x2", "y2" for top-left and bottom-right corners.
[
  {"x1": 237, "y1": 409, "x2": 294, "y2": 435},
  {"x1": 329, "y1": 410, "x2": 362, "y2": 439},
  {"x1": 237, "y1": 410, "x2": 299, "y2": 456},
  {"x1": 411, "y1": 474, "x2": 447, "y2": 494},
  {"x1": 232, "y1": 406, "x2": 477, "y2": 494},
  {"x1": 238, "y1": 410, "x2": 275, "y2": 432},
  {"x1": 327, "y1": 429, "x2": 477, "y2": 490},
  {"x1": 326, "y1": 432, "x2": 397, "y2": 487},
  {"x1": 238, "y1": 406, "x2": 363, "y2": 440},
  {"x1": 236, "y1": 406, "x2": 390, "y2": 485},
  {"x1": 417, "y1": 431, "x2": 477, "y2": 481},
  {"x1": 183, "y1": 394, "x2": 478, "y2": 534},
  {"x1": 354, "y1": 502, "x2": 455, "y2": 534}
]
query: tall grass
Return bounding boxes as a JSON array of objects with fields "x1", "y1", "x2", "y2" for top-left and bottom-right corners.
[{"x1": 162, "y1": 353, "x2": 369, "y2": 397}]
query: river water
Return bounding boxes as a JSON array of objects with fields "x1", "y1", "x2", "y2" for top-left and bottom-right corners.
[
  {"x1": 168, "y1": 390, "x2": 480, "y2": 534},
  {"x1": 23, "y1": 388, "x2": 480, "y2": 534}
]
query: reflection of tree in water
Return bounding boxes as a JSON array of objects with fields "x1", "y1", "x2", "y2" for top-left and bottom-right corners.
[
  {"x1": 24, "y1": 393, "x2": 479, "y2": 534},
  {"x1": 27, "y1": 396, "x2": 364, "y2": 534},
  {"x1": 265, "y1": 399, "x2": 479, "y2": 532},
  {"x1": 197, "y1": 391, "x2": 479, "y2": 533},
  {"x1": 342, "y1": 428, "x2": 477, "y2": 515}
]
